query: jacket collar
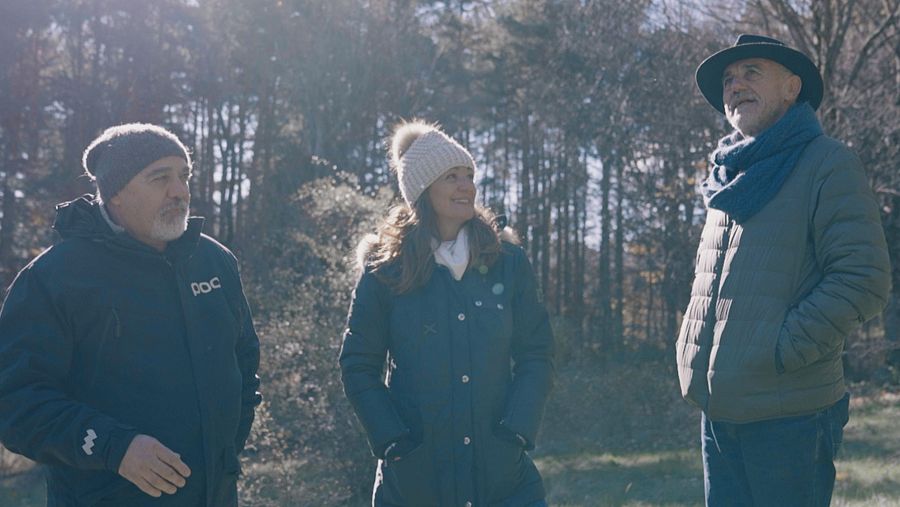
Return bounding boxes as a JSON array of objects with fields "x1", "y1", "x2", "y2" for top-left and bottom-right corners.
[{"x1": 53, "y1": 194, "x2": 204, "y2": 261}]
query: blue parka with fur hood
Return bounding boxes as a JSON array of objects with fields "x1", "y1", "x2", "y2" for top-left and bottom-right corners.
[{"x1": 340, "y1": 233, "x2": 555, "y2": 507}]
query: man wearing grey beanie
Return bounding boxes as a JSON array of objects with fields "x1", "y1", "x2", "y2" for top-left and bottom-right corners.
[{"x1": 0, "y1": 123, "x2": 261, "y2": 506}]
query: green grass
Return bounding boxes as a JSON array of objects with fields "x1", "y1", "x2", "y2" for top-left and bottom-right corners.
[
  {"x1": 831, "y1": 390, "x2": 900, "y2": 507},
  {"x1": 4, "y1": 378, "x2": 900, "y2": 506},
  {"x1": 530, "y1": 381, "x2": 900, "y2": 507},
  {"x1": 536, "y1": 449, "x2": 703, "y2": 506}
]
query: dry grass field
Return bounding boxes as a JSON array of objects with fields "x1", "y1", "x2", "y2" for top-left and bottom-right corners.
[{"x1": 3, "y1": 366, "x2": 899, "y2": 507}]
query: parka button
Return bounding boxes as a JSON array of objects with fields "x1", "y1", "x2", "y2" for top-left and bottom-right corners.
[
  {"x1": 474, "y1": 300, "x2": 482, "y2": 307},
  {"x1": 465, "y1": 502, "x2": 472, "y2": 507},
  {"x1": 463, "y1": 436, "x2": 471, "y2": 445},
  {"x1": 497, "y1": 303, "x2": 504, "y2": 310},
  {"x1": 461, "y1": 375, "x2": 470, "y2": 383},
  {"x1": 457, "y1": 313, "x2": 466, "y2": 321}
]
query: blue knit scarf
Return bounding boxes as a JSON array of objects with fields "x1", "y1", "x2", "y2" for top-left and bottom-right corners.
[{"x1": 701, "y1": 102, "x2": 823, "y2": 223}]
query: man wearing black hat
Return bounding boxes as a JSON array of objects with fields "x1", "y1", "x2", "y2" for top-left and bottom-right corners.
[
  {"x1": 676, "y1": 35, "x2": 891, "y2": 506},
  {"x1": 0, "y1": 123, "x2": 262, "y2": 506}
]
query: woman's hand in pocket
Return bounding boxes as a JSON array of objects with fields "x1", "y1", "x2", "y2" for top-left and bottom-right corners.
[{"x1": 384, "y1": 437, "x2": 419, "y2": 462}]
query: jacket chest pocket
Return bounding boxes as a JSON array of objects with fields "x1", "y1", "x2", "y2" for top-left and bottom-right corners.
[
  {"x1": 73, "y1": 308, "x2": 179, "y2": 398},
  {"x1": 80, "y1": 290, "x2": 186, "y2": 376},
  {"x1": 73, "y1": 291, "x2": 167, "y2": 371},
  {"x1": 472, "y1": 294, "x2": 513, "y2": 347},
  {"x1": 104, "y1": 306, "x2": 182, "y2": 369}
]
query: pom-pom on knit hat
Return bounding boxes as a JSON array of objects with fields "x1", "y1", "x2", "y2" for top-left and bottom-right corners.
[
  {"x1": 389, "y1": 120, "x2": 476, "y2": 206},
  {"x1": 82, "y1": 123, "x2": 192, "y2": 201}
]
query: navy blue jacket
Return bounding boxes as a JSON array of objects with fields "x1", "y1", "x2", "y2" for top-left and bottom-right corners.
[
  {"x1": 0, "y1": 196, "x2": 261, "y2": 506},
  {"x1": 340, "y1": 241, "x2": 555, "y2": 507}
]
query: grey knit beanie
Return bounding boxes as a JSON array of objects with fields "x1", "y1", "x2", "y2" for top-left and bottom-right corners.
[
  {"x1": 82, "y1": 123, "x2": 192, "y2": 201},
  {"x1": 389, "y1": 120, "x2": 476, "y2": 206}
]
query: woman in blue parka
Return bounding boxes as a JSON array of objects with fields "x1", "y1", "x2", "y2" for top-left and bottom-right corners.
[{"x1": 340, "y1": 120, "x2": 555, "y2": 507}]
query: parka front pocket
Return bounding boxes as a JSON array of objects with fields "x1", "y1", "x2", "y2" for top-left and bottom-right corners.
[
  {"x1": 380, "y1": 430, "x2": 439, "y2": 507},
  {"x1": 484, "y1": 432, "x2": 526, "y2": 502}
]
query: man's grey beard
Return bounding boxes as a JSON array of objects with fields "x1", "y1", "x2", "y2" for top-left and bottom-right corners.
[{"x1": 150, "y1": 202, "x2": 189, "y2": 242}]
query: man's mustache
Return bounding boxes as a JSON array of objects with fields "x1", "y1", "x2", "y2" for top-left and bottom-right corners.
[{"x1": 160, "y1": 201, "x2": 189, "y2": 215}]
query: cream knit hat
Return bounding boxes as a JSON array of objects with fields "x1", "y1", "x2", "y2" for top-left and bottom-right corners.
[{"x1": 389, "y1": 120, "x2": 476, "y2": 205}]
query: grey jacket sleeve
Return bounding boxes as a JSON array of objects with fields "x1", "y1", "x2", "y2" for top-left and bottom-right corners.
[
  {"x1": 0, "y1": 266, "x2": 138, "y2": 472},
  {"x1": 777, "y1": 147, "x2": 892, "y2": 372}
]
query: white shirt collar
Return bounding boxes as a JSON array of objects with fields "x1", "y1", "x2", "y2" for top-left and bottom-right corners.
[{"x1": 433, "y1": 227, "x2": 470, "y2": 281}]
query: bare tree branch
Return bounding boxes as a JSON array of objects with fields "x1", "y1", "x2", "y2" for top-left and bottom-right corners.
[{"x1": 844, "y1": 0, "x2": 900, "y2": 88}]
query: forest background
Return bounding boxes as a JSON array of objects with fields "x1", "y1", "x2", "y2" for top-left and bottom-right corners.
[{"x1": 1, "y1": 0, "x2": 899, "y2": 505}]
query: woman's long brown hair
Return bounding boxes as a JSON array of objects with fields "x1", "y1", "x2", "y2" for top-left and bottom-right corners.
[{"x1": 361, "y1": 195, "x2": 504, "y2": 294}]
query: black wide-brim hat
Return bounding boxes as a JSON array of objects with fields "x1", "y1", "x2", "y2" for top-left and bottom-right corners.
[{"x1": 696, "y1": 34, "x2": 823, "y2": 114}]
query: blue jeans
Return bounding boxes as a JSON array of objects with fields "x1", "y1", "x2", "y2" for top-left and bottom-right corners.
[{"x1": 701, "y1": 393, "x2": 849, "y2": 507}]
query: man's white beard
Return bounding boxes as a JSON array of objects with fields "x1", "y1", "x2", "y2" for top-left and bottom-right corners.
[{"x1": 151, "y1": 203, "x2": 189, "y2": 242}]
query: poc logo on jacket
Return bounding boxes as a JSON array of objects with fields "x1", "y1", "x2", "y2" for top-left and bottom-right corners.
[{"x1": 191, "y1": 276, "x2": 221, "y2": 296}]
